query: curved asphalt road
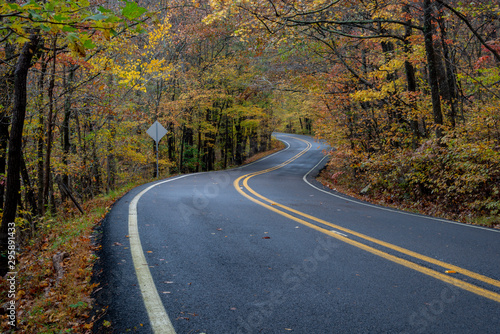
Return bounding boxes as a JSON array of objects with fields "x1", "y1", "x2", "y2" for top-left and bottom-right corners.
[{"x1": 94, "y1": 133, "x2": 500, "y2": 334}]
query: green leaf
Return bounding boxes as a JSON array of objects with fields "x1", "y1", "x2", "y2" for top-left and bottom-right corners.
[
  {"x1": 62, "y1": 25, "x2": 77, "y2": 32},
  {"x1": 83, "y1": 39, "x2": 96, "y2": 49},
  {"x1": 54, "y1": 14, "x2": 69, "y2": 22},
  {"x1": 98, "y1": 6, "x2": 112, "y2": 13},
  {"x1": 40, "y1": 24, "x2": 51, "y2": 32},
  {"x1": 45, "y1": 2, "x2": 55, "y2": 12},
  {"x1": 85, "y1": 13, "x2": 108, "y2": 21},
  {"x1": 28, "y1": 9, "x2": 43, "y2": 20},
  {"x1": 121, "y1": 1, "x2": 147, "y2": 20},
  {"x1": 134, "y1": 25, "x2": 146, "y2": 34},
  {"x1": 66, "y1": 32, "x2": 79, "y2": 42}
]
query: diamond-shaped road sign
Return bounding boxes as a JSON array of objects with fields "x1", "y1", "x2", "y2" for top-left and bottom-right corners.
[
  {"x1": 146, "y1": 121, "x2": 168, "y2": 143},
  {"x1": 146, "y1": 121, "x2": 168, "y2": 178}
]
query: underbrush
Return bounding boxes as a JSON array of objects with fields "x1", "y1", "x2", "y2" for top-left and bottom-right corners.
[
  {"x1": 0, "y1": 180, "x2": 148, "y2": 333},
  {"x1": 319, "y1": 136, "x2": 500, "y2": 228},
  {"x1": 242, "y1": 138, "x2": 287, "y2": 165}
]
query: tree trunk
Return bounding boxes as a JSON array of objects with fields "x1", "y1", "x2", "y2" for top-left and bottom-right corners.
[
  {"x1": 42, "y1": 36, "x2": 57, "y2": 213},
  {"x1": 437, "y1": 5, "x2": 458, "y2": 128},
  {"x1": 62, "y1": 65, "x2": 75, "y2": 202},
  {"x1": 167, "y1": 122, "x2": 175, "y2": 163},
  {"x1": 249, "y1": 130, "x2": 258, "y2": 157},
  {"x1": 21, "y1": 153, "x2": 37, "y2": 216},
  {"x1": 0, "y1": 42, "x2": 16, "y2": 210},
  {"x1": 223, "y1": 115, "x2": 230, "y2": 168},
  {"x1": 403, "y1": 4, "x2": 420, "y2": 146},
  {"x1": 106, "y1": 116, "x2": 116, "y2": 191},
  {"x1": 234, "y1": 117, "x2": 243, "y2": 165},
  {"x1": 179, "y1": 124, "x2": 185, "y2": 172},
  {"x1": 0, "y1": 33, "x2": 39, "y2": 275},
  {"x1": 37, "y1": 60, "x2": 47, "y2": 215},
  {"x1": 423, "y1": 0, "x2": 444, "y2": 138}
]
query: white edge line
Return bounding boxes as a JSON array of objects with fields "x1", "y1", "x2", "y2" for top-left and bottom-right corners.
[
  {"x1": 129, "y1": 174, "x2": 192, "y2": 334},
  {"x1": 299, "y1": 140, "x2": 500, "y2": 234}
]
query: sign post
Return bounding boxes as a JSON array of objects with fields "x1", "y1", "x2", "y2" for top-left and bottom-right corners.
[{"x1": 146, "y1": 121, "x2": 168, "y2": 178}]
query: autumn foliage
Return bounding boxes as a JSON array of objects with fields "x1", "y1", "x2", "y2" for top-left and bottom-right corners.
[
  {"x1": 0, "y1": 0, "x2": 499, "y2": 332},
  {"x1": 208, "y1": 0, "x2": 500, "y2": 226}
]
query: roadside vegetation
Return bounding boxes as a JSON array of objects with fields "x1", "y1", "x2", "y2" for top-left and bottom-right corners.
[{"x1": 0, "y1": 180, "x2": 145, "y2": 333}]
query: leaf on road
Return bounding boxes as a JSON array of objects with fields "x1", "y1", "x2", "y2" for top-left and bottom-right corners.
[{"x1": 262, "y1": 236, "x2": 271, "y2": 239}]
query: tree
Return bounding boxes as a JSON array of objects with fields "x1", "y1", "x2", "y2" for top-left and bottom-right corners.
[{"x1": 0, "y1": 0, "x2": 148, "y2": 274}]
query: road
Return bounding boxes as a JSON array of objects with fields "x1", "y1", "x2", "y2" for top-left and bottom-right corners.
[{"x1": 94, "y1": 133, "x2": 500, "y2": 334}]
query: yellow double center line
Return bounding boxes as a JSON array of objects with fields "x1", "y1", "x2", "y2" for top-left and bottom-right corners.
[{"x1": 234, "y1": 137, "x2": 500, "y2": 303}]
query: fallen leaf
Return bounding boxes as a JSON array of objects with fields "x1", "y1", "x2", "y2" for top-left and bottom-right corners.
[{"x1": 262, "y1": 236, "x2": 271, "y2": 239}]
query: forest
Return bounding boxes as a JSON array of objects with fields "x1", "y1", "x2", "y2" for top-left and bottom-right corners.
[
  {"x1": 204, "y1": 0, "x2": 499, "y2": 226},
  {"x1": 0, "y1": 0, "x2": 498, "y2": 331}
]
